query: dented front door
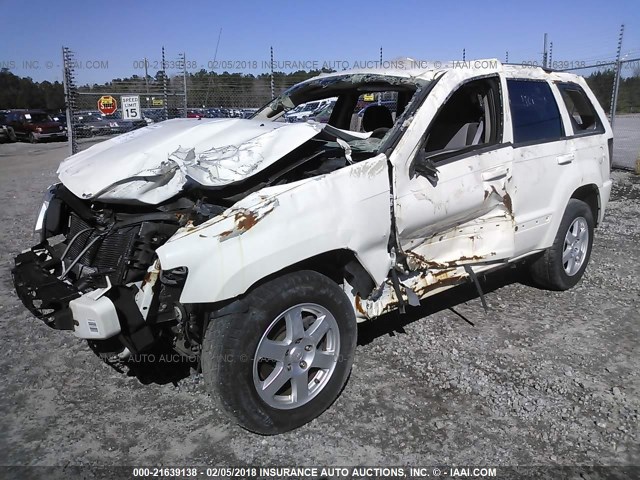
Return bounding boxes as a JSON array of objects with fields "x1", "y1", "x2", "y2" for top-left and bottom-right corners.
[
  {"x1": 391, "y1": 71, "x2": 516, "y2": 271},
  {"x1": 394, "y1": 146, "x2": 515, "y2": 270}
]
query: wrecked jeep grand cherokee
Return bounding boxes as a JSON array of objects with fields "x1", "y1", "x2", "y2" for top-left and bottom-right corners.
[{"x1": 13, "y1": 61, "x2": 613, "y2": 434}]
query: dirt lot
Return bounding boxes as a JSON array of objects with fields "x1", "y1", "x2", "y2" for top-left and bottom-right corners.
[{"x1": 0, "y1": 140, "x2": 638, "y2": 471}]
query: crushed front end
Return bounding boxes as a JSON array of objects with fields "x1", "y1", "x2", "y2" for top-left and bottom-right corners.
[{"x1": 12, "y1": 183, "x2": 210, "y2": 358}]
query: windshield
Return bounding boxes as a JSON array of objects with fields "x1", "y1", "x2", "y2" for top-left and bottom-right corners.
[
  {"x1": 253, "y1": 73, "x2": 430, "y2": 120},
  {"x1": 25, "y1": 113, "x2": 52, "y2": 123},
  {"x1": 252, "y1": 72, "x2": 433, "y2": 156}
]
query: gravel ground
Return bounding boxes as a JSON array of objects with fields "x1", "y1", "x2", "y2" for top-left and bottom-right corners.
[{"x1": 0, "y1": 140, "x2": 638, "y2": 471}]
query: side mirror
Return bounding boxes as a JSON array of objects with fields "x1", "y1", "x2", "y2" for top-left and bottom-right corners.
[{"x1": 410, "y1": 147, "x2": 439, "y2": 186}]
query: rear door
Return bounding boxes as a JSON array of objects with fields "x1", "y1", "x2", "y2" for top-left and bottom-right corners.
[
  {"x1": 556, "y1": 81, "x2": 610, "y2": 179},
  {"x1": 506, "y1": 78, "x2": 575, "y2": 256},
  {"x1": 392, "y1": 71, "x2": 515, "y2": 271}
]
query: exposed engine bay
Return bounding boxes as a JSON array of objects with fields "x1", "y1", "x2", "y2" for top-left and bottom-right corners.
[{"x1": 12, "y1": 122, "x2": 391, "y2": 359}]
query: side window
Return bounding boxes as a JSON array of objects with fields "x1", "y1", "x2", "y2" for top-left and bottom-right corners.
[
  {"x1": 507, "y1": 79, "x2": 563, "y2": 144},
  {"x1": 424, "y1": 76, "x2": 502, "y2": 155},
  {"x1": 557, "y1": 83, "x2": 605, "y2": 134}
]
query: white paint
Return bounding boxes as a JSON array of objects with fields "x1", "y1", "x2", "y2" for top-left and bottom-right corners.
[
  {"x1": 156, "y1": 154, "x2": 393, "y2": 304},
  {"x1": 57, "y1": 118, "x2": 322, "y2": 204}
]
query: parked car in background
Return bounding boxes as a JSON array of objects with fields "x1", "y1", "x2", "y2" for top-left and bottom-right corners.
[
  {"x1": 187, "y1": 109, "x2": 206, "y2": 119},
  {"x1": 307, "y1": 100, "x2": 336, "y2": 123},
  {"x1": 102, "y1": 112, "x2": 148, "y2": 133},
  {"x1": 284, "y1": 100, "x2": 329, "y2": 123},
  {"x1": 76, "y1": 110, "x2": 104, "y2": 119},
  {"x1": 242, "y1": 108, "x2": 258, "y2": 119},
  {"x1": 142, "y1": 109, "x2": 166, "y2": 123},
  {"x1": 0, "y1": 111, "x2": 17, "y2": 142},
  {"x1": 51, "y1": 113, "x2": 67, "y2": 130},
  {"x1": 73, "y1": 115, "x2": 113, "y2": 137},
  {"x1": 4, "y1": 110, "x2": 66, "y2": 143}
]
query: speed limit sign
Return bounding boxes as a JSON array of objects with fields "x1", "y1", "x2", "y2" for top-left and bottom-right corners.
[{"x1": 121, "y1": 95, "x2": 141, "y2": 120}]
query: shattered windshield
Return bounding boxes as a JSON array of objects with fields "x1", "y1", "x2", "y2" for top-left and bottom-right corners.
[{"x1": 253, "y1": 73, "x2": 432, "y2": 153}]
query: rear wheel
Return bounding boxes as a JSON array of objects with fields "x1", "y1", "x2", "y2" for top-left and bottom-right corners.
[
  {"x1": 529, "y1": 199, "x2": 594, "y2": 290},
  {"x1": 202, "y1": 270, "x2": 357, "y2": 434}
]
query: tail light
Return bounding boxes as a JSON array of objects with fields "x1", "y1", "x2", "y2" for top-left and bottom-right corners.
[{"x1": 608, "y1": 137, "x2": 613, "y2": 172}]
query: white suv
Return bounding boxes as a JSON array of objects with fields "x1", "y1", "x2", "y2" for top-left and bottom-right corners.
[
  {"x1": 284, "y1": 98, "x2": 334, "y2": 122},
  {"x1": 13, "y1": 60, "x2": 612, "y2": 434}
]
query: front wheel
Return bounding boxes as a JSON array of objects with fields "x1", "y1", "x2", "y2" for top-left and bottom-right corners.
[
  {"x1": 528, "y1": 199, "x2": 594, "y2": 290},
  {"x1": 202, "y1": 270, "x2": 357, "y2": 434}
]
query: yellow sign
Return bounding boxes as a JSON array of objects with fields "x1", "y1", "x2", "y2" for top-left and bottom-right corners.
[
  {"x1": 152, "y1": 98, "x2": 164, "y2": 106},
  {"x1": 362, "y1": 93, "x2": 375, "y2": 101}
]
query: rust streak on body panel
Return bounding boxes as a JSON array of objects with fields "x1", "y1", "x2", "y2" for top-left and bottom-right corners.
[
  {"x1": 235, "y1": 211, "x2": 259, "y2": 231},
  {"x1": 503, "y1": 192, "x2": 513, "y2": 215}
]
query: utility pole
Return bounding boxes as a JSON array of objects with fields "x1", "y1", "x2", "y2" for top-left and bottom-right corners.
[
  {"x1": 180, "y1": 52, "x2": 188, "y2": 113},
  {"x1": 270, "y1": 46, "x2": 275, "y2": 99},
  {"x1": 542, "y1": 33, "x2": 548, "y2": 68},
  {"x1": 62, "y1": 47, "x2": 77, "y2": 155},
  {"x1": 204, "y1": 28, "x2": 222, "y2": 107},
  {"x1": 144, "y1": 57, "x2": 150, "y2": 108},
  {"x1": 609, "y1": 24, "x2": 625, "y2": 128},
  {"x1": 379, "y1": 47, "x2": 383, "y2": 105},
  {"x1": 505, "y1": 51, "x2": 509, "y2": 63},
  {"x1": 549, "y1": 42, "x2": 553, "y2": 68},
  {"x1": 162, "y1": 46, "x2": 168, "y2": 120}
]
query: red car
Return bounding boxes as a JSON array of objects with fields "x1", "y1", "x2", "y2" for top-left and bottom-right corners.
[
  {"x1": 5, "y1": 110, "x2": 67, "y2": 143},
  {"x1": 186, "y1": 109, "x2": 206, "y2": 119}
]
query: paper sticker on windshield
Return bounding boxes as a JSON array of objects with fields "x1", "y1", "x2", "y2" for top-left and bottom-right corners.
[{"x1": 24, "y1": 114, "x2": 32, "y2": 120}]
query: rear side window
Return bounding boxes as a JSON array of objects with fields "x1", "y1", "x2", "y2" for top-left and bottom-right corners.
[
  {"x1": 557, "y1": 83, "x2": 605, "y2": 134},
  {"x1": 507, "y1": 79, "x2": 563, "y2": 144}
]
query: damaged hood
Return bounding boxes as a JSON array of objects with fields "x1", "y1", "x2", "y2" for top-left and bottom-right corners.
[{"x1": 57, "y1": 118, "x2": 323, "y2": 204}]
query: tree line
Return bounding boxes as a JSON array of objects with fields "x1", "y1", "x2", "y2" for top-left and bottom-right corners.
[
  {"x1": 0, "y1": 68, "x2": 65, "y2": 111},
  {"x1": 1, "y1": 66, "x2": 639, "y2": 113}
]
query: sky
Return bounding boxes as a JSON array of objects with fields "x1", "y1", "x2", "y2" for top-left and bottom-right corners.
[{"x1": 1, "y1": 0, "x2": 639, "y2": 84}]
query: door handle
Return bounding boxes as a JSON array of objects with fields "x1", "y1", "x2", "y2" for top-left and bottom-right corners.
[
  {"x1": 557, "y1": 153, "x2": 575, "y2": 165},
  {"x1": 482, "y1": 167, "x2": 508, "y2": 181}
]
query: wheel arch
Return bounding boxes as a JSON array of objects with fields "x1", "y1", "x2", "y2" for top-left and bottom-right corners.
[
  {"x1": 245, "y1": 249, "x2": 376, "y2": 300},
  {"x1": 570, "y1": 184, "x2": 600, "y2": 227},
  {"x1": 203, "y1": 249, "x2": 376, "y2": 324}
]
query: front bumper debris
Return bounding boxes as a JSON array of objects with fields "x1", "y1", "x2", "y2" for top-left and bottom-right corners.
[
  {"x1": 13, "y1": 243, "x2": 158, "y2": 351},
  {"x1": 12, "y1": 244, "x2": 79, "y2": 330}
]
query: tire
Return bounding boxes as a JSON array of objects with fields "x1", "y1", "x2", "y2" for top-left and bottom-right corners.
[
  {"x1": 202, "y1": 270, "x2": 357, "y2": 434},
  {"x1": 529, "y1": 199, "x2": 594, "y2": 290}
]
